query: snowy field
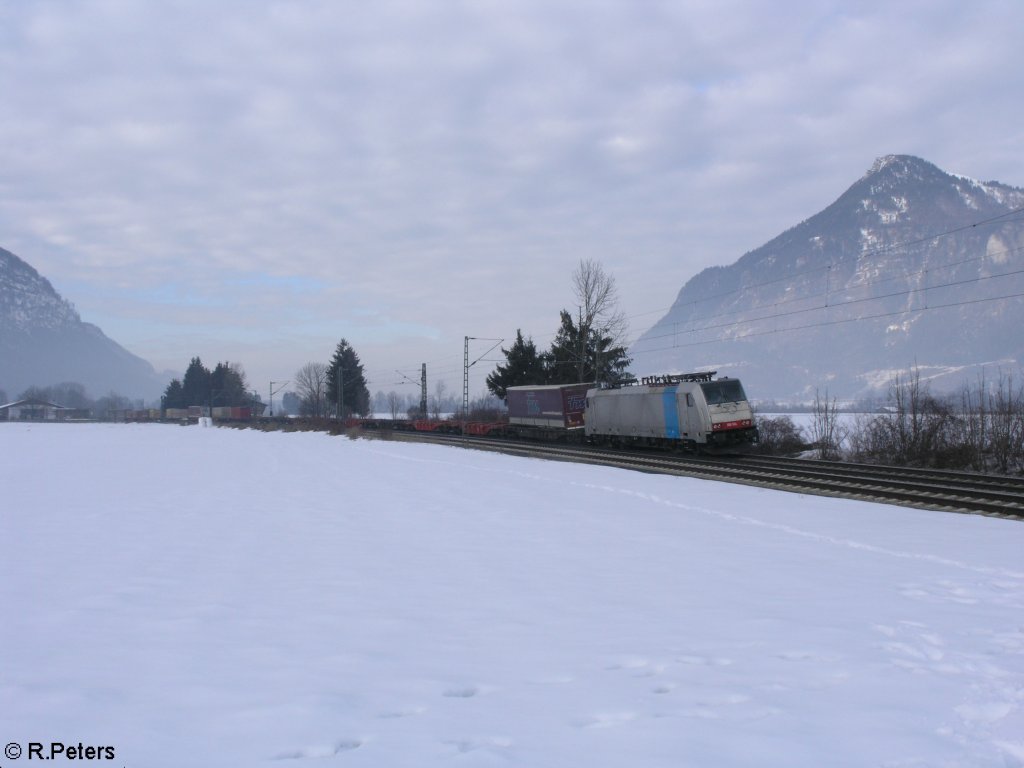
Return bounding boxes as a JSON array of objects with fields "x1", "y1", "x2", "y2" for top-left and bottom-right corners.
[{"x1": 2, "y1": 423, "x2": 1023, "y2": 767}]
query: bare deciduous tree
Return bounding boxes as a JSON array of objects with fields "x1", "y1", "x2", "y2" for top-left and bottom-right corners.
[
  {"x1": 387, "y1": 391, "x2": 403, "y2": 420},
  {"x1": 959, "y1": 372, "x2": 989, "y2": 471},
  {"x1": 754, "y1": 414, "x2": 807, "y2": 455},
  {"x1": 571, "y1": 258, "x2": 628, "y2": 382},
  {"x1": 430, "y1": 380, "x2": 447, "y2": 420},
  {"x1": 990, "y1": 371, "x2": 1024, "y2": 474},
  {"x1": 294, "y1": 362, "x2": 329, "y2": 417},
  {"x1": 810, "y1": 387, "x2": 847, "y2": 460},
  {"x1": 843, "y1": 366, "x2": 1024, "y2": 475}
]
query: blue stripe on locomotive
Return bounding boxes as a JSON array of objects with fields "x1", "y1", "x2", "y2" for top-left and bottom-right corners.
[{"x1": 661, "y1": 386, "x2": 680, "y2": 439}]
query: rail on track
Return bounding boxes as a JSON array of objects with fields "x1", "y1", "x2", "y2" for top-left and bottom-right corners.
[{"x1": 240, "y1": 421, "x2": 1024, "y2": 520}]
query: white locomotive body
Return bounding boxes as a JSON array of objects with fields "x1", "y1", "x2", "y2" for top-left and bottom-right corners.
[{"x1": 584, "y1": 372, "x2": 758, "y2": 450}]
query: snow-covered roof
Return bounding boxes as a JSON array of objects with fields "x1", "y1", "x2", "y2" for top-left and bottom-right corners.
[{"x1": 0, "y1": 398, "x2": 68, "y2": 410}]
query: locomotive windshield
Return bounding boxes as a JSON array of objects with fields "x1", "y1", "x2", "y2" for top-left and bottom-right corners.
[{"x1": 700, "y1": 379, "x2": 747, "y2": 405}]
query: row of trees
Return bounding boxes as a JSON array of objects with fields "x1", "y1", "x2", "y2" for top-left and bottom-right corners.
[
  {"x1": 486, "y1": 260, "x2": 632, "y2": 399},
  {"x1": 353, "y1": 388, "x2": 500, "y2": 420},
  {"x1": 291, "y1": 339, "x2": 371, "y2": 418},
  {"x1": 845, "y1": 370, "x2": 1024, "y2": 474},
  {"x1": 756, "y1": 369, "x2": 1024, "y2": 475},
  {"x1": 287, "y1": 262, "x2": 631, "y2": 417},
  {"x1": 162, "y1": 358, "x2": 253, "y2": 410},
  {"x1": 5, "y1": 381, "x2": 143, "y2": 417}
]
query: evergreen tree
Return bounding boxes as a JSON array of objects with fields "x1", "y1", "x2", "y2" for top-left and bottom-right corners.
[
  {"x1": 210, "y1": 362, "x2": 248, "y2": 406},
  {"x1": 486, "y1": 329, "x2": 548, "y2": 400},
  {"x1": 326, "y1": 339, "x2": 370, "y2": 417},
  {"x1": 181, "y1": 357, "x2": 211, "y2": 406},
  {"x1": 162, "y1": 378, "x2": 186, "y2": 409},
  {"x1": 163, "y1": 359, "x2": 249, "y2": 410},
  {"x1": 547, "y1": 310, "x2": 631, "y2": 385},
  {"x1": 547, "y1": 310, "x2": 585, "y2": 385},
  {"x1": 592, "y1": 327, "x2": 632, "y2": 386}
]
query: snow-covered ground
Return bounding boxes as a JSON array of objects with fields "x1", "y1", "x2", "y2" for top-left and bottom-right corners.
[
  {"x1": 758, "y1": 410, "x2": 865, "y2": 432},
  {"x1": 2, "y1": 423, "x2": 1023, "y2": 767}
]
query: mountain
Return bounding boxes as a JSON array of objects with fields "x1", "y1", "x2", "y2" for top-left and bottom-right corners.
[
  {"x1": 630, "y1": 155, "x2": 1024, "y2": 402},
  {"x1": 0, "y1": 246, "x2": 165, "y2": 400}
]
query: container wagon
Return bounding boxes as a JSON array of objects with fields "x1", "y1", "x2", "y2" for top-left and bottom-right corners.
[{"x1": 506, "y1": 383, "x2": 590, "y2": 441}]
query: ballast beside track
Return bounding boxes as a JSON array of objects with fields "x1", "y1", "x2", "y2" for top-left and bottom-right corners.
[{"x1": 347, "y1": 426, "x2": 1024, "y2": 520}]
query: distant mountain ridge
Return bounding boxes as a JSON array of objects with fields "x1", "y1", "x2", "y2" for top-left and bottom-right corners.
[
  {"x1": 630, "y1": 155, "x2": 1024, "y2": 401},
  {"x1": 0, "y1": 246, "x2": 164, "y2": 399}
]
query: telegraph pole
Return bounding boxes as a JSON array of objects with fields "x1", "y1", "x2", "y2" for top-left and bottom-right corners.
[
  {"x1": 420, "y1": 363, "x2": 427, "y2": 419},
  {"x1": 269, "y1": 380, "x2": 288, "y2": 417},
  {"x1": 395, "y1": 366, "x2": 428, "y2": 419},
  {"x1": 463, "y1": 336, "x2": 504, "y2": 422},
  {"x1": 464, "y1": 336, "x2": 470, "y2": 421}
]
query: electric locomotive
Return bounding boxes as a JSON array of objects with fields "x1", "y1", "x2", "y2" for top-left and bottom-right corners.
[{"x1": 584, "y1": 371, "x2": 758, "y2": 450}]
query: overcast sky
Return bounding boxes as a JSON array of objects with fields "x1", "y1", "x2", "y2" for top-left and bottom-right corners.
[{"x1": 2, "y1": 0, "x2": 1022, "y2": 399}]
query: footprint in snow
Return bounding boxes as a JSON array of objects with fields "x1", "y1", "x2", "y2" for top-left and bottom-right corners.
[
  {"x1": 574, "y1": 712, "x2": 637, "y2": 729},
  {"x1": 444, "y1": 737, "x2": 513, "y2": 754},
  {"x1": 873, "y1": 622, "x2": 951, "y2": 673},
  {"x1": 677, "y1": 654, "x2": 734, "y2": 666},
  {"x1": 443, "y1": 685, "x2": 480, "y2": 698},
  {"x1": 378, "y1": 706, "x2": 426, "y2": 719},
  {"x1": 273, "y1": 740, "x2": 362, "y2": 760}
]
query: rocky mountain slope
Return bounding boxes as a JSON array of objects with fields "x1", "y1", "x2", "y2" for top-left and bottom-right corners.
[
  {"x1": 631, "y1": 155, "x2": 1024, "y2": 401},
  {"x1": 0, "y1": 246, "x2": 164, "y2": 399}
]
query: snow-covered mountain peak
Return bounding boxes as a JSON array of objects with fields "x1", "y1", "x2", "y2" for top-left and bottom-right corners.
[
  {"x1": 0, "y1": 245, "x2": 163, "y2": 397},
  {"x1": 632, "y1": 156, "x2": 1024, "y2": 400},
  {"x1": 0, "y1": 247, "x2": 81, "y2": 332},
  {"x1": 866, "y1": 154, "x2": 903, "y2": 176}
]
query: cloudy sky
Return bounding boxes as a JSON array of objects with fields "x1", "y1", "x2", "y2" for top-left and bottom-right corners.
[{"x1": 2, "y1": 0, "x2": 1022, "y2": 398}]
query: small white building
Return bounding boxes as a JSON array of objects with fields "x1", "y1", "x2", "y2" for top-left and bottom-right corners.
[{"x1": 0, "y1": 398, "x2": 69, "y2": 421}]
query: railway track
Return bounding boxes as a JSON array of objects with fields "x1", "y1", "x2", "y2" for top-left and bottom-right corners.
[{"x1": 361, "y1": 427, "x2": 1024, "y2": 520}]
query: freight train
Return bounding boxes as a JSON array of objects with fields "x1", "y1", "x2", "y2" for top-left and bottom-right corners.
[
  {"x1": 505, "y1": 371, "x2": 758, "y2": 451},
  {"x1": 326, "y1": 371, "x2": 757, "y2": 453}
]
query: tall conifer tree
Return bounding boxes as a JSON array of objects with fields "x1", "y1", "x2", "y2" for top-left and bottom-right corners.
[
  {"x1": 162, "y1": 378, "x2": 185, "y2": 409},
  {"x1": 486, "y1": 330, "x2": 548, "y2": 400},
  {"x1": 181, "y1": 357, "x2": 211, "y2": 406},
  {"x1": 326, "y1": 339, "x2": 370, "y2": 417},
  {"x1": 547, "y1": 311, "x2": 631, "y2": 385},
  {"x1": 210, "y1": 362, "x2": 248, "y2": 406}
]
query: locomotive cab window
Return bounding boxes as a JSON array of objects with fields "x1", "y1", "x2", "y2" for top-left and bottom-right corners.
[
  {"x1": 686, "y1": 393, "x2": 695, "y2": 407},
  {"x1": 700, "y1": 380, "x2": 746, "y2": 405}
]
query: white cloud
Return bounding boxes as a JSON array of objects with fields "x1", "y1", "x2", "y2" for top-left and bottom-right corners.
[{"x1": 1, "y1": 0, "x2": 1022, "y2": 394}]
